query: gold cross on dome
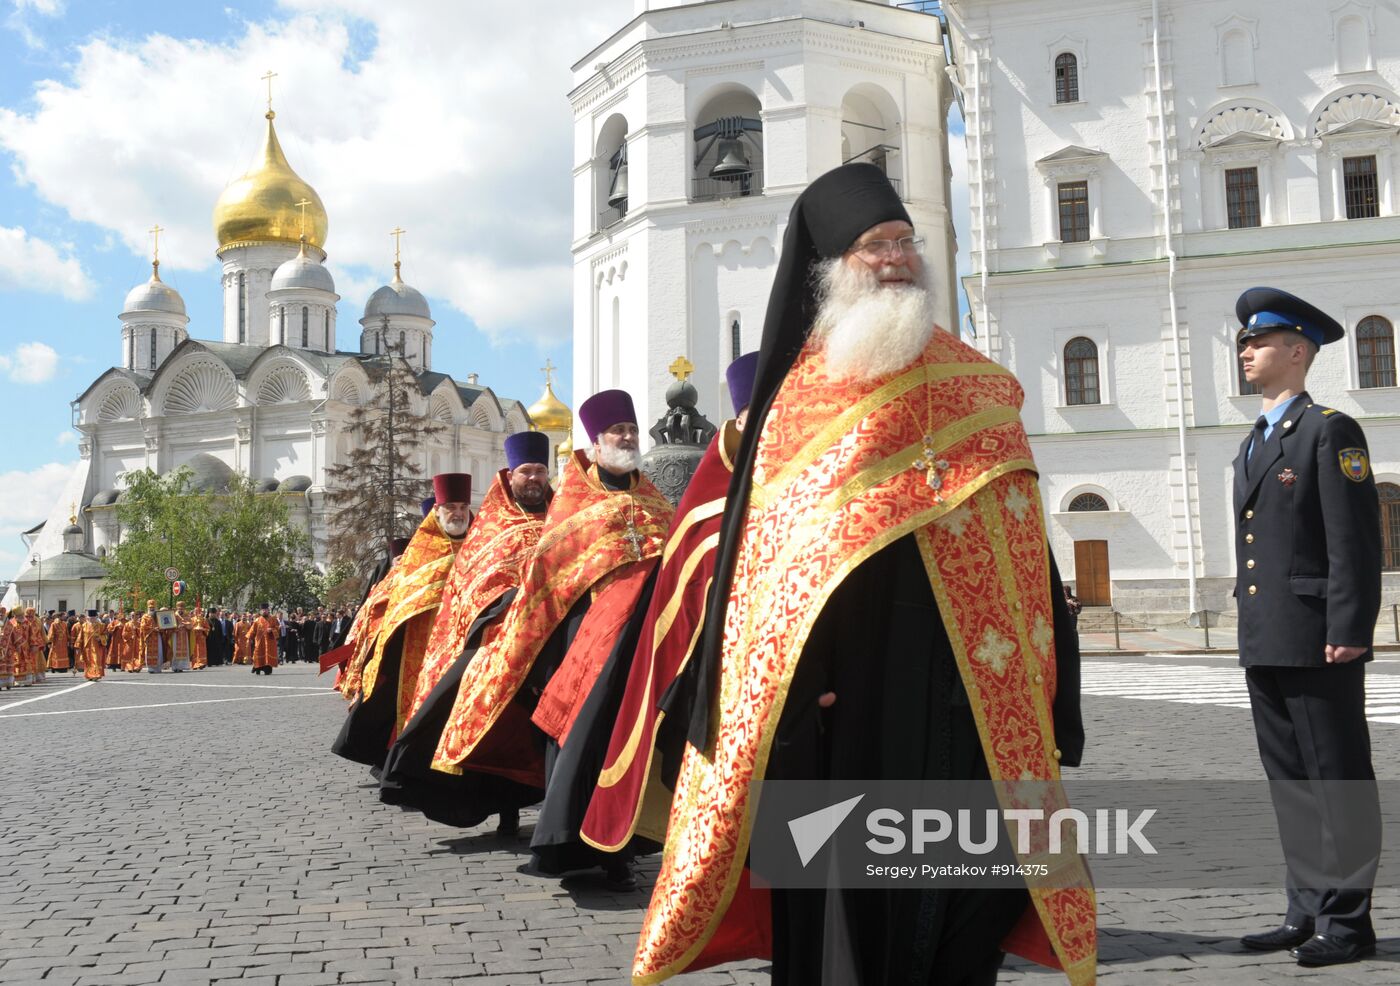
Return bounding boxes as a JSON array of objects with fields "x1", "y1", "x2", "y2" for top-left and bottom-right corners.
[
  {"x1": 541, "y1": 358, "x2": 556, "y2": 387},
  {"x1": 260, "y1": 70, "x2": 278, "y2": 113},
  {"x1": 294, "y1": 199, "x2": 311, "y2": 240},
  {"x1": 390, "y1": 226, "x2": 406, "y2": 263},
  {"x1": 669, "y1": 355, "x2": 694, "y2": 383},
  {"x1": 148, "y1": 224, "x2": 163, "y2": 263}
]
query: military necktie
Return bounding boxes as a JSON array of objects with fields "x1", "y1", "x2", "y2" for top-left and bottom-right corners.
[{"x1": 1246, "y1": 416, "x2": 1267, "y2": 478}]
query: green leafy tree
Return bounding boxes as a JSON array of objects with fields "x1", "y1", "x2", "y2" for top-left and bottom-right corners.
[
  {"x1": 324, "y1": 344, "x2": 444, "y2": 582},
  {"x1": 305, "y1": 560, "x2": 358, "y2": 608},
  {"x1": 102, "y1": 468, "x2": 311, "y2": 610}
]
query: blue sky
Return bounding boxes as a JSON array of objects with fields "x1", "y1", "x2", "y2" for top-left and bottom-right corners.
[{"x1": 0, "y1": 0, "x2": 969, "y2": 570}]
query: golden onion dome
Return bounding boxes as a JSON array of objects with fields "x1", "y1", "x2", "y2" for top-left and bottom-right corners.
[
  {"x1": 213, "y1": 112, "x2": 328, "y2": 253},
  {"x1": 557, "y1": 435, "x2": 573, "y2": 459},
  {"x1": 528, "y1": 380, "x2": 573, "y2": 433}
]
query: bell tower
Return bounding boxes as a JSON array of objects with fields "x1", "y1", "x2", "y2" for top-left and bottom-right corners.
[{"x1": 569, "y1": 0, "x2": 956, "y2": 439}]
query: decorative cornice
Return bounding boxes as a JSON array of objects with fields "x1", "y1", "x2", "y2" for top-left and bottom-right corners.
[
  {"x1": 685, "y1": 60, "x2": 764, "y2": 79},
  {"x1": 572, "y1": 19, "x2": 942, "y2": 115},
  {"x1": 591, "y1": 242, "x2": 629, "y2": 269}
]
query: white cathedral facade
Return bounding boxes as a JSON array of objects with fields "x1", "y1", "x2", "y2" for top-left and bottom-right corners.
[
  {"x1": 570, "y1": 0, "x2": 959, "y2": 427},
  {"x1": 945, "y1": 0, "x2": 1400, "y2": 619},
  {"x1": 6, "y1": 107, "x2": 542, "y2": 613}
]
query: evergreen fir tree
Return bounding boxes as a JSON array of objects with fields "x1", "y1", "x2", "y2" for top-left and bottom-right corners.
[{"x1": 324, "y1": 342, "x2": 446, "y2": 584}]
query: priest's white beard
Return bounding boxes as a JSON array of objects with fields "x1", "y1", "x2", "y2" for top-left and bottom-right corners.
[
  {"x1": 811, "y1": 257, "x2": 938, "y2": 381},
  {"x1": 591, "y1": 444, "x2": 641, "y2": 475}
]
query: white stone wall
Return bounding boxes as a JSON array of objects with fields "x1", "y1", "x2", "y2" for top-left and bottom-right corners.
[
  {"x1": 946, "y1": 0, "x2": 1400, "y2": 615},
  {"x1": 572, "y1": 0, "x2": 955, "y2": 439}
]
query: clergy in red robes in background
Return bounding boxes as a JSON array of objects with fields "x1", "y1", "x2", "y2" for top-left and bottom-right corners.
[
  {"x1": 579, "y1": 352, "x2": 756, "y2": 856},
  {"x1": 433, "y1": 390, "x2": 672, "y2": 889},
  {"x1": 331, "y1": 473, "x2": 468, "y2": 769},
  {"x1": 380, "y1": 431, "x2": 554, "y2": 831}
]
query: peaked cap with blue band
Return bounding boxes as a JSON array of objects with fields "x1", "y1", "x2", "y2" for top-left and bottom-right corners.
[{"x1": 1235, "y1": 287, "x2": 1345, "y2": 347}]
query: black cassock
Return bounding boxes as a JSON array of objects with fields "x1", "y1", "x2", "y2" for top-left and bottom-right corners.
[
  {"x1": 331, "y1": 629, "x2": 405, "y2": 772},
  {"x1": 765, "y1": 535, "x2": 1082, "y2": 986},
  {"x1": 379, "y1": 588, "x2": 543, "y2": 827}
]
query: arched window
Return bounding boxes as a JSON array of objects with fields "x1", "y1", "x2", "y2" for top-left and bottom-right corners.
[
  {"x1": 731, "y1": 317, "x2": 741, "y2": 362},
  {"x1": 1064, "y1": 337, "x2": 1100, "y2": 405},
  {"x1": 324, "y1": 311, "x2": 330, "y2": 351},
  {"x1": 149, "y1": 329, "x2": 157, "y2": 369},
  {"x1": 278, "y1": 306, "x2": 286, "y2": 343},
  {"x1": 301, "y1": 306, "x2": 309, "y2": 348},
  {"x1": 1054, "y1": 53, "x2": 1079, "y2": 104},
  {"x1": 1358, "y1": 315, "x2": 1396, "y2": 388},
  {"x1": 237, "y1": 272, "x2": 247, "y2": 343},
  {"x1": 1068, "y1": 492, "x2": 1109, "y2": 512},
  {"x1": 399, "y1": 330, "x2": 406, "y2": 355},
  {"x1": 1380, "y1": 483, "x2": 1400, "y2": 570}
]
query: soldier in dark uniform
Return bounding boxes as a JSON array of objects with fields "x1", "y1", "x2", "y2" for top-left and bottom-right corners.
[{"x1": 1232, "y1": 287, "x2": 1382, "y2": 967}]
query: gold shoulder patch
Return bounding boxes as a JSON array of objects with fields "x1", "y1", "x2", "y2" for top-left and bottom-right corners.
[
  {"x1": 1320, "y1": 408, "x2": 1339, "y2": 416},
  {"x1": 1339, "y1": 448, "x2": 1370, "y2": 483}
]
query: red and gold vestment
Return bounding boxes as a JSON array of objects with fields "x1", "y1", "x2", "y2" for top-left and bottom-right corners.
[
  {"x1": 432, "y1": 452, "x2": 672, "y2": 779},
  {"x1": 406, "y1": 471, "x2": 544, "y2": 725},
  {"x1": 581, "y1": 422, "x2": 738, "y2": 852},
  {"x1": 359, "y1": 509, "x2": 459, "y2": 736},
  {"x1": 634, "y1": 331, "x2": 1097, "y2": 985}
]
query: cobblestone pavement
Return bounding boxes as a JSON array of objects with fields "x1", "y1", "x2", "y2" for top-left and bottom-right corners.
[{"x1": 1, "y1": 658, "x2": 1398, "y2": 984}]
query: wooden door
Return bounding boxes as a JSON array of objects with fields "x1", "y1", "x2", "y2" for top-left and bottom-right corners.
[{"x1": 1073, "y1": 540, "x2": 1111, "y2": 606}]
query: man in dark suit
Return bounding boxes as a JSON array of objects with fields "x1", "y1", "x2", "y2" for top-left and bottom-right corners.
[
  {"x1": 329, "y1": 609, "x2": 349, "y2": 650},
  {"x1": 1233, "y1": 287, "x2": 1382, "y2": 967}
]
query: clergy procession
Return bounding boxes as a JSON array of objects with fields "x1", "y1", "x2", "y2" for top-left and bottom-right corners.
[
  {"x1": 328, "y1": 165, "x2": 1102, "y2": 985},
  {"x1": 0, "y1": 599, "x2": 355, "y2": 686}
]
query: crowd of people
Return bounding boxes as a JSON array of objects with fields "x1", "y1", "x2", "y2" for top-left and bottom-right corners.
[
  {"x1": 0, "y1": 599, "x2": 358, "y2": 687},
  {"x1": 328, "y1": 165, "x2": 1099, "y2": 985}
]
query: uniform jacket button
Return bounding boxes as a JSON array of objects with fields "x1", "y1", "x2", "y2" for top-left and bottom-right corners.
[
  {"x1": 1245, "y1": 533, "x2": 1254, "y2": 544},
  {"x1": 1246, "y1": 509, "x2": 1254, "y2": 519},
  {"x1": 1247, "y1": 560, "x2": 1255, "y2": 569},
  {"x1": 1248, "y1": 585, "x2": 1258, "y2": 595}
]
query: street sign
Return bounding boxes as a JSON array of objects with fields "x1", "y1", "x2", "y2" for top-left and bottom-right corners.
[
  {"x1": 164, "y1": 567, "x2": 179, "y2": 582},
  {"x1": 172, "y1": 581, "x2": 186, "y2": 597}
]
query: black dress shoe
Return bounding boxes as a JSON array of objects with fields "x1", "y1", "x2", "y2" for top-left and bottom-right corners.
[
  {"x1": 1291, "y1": 933, "x2": 1376, "y2": 966},
  {"x1": 603, "y1": 860, "x2": 638, "y2": 892},
  {"x1": 1241, "y1": 923, "x2": 1313, "y2": 951}
]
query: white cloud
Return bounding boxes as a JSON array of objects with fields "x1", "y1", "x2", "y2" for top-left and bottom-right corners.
[
  {"x1": 6, "y1": 0, "x2": 62, "y2": 50},
  {"x1": 0, "y1": 460, "x2": 74, "y2": 570},
  {"x1": 0, "y1": 341, "x2": 59, "y2": 383},
  {"x1": 0, "y1": 0, "x2": 631, "y2": 344},
  {"x1": 55, "y1": 430, "x2": 75, "y2": 446},
  {"x1": 0, "y1": 226, "x2": 94, "y2": 300}
]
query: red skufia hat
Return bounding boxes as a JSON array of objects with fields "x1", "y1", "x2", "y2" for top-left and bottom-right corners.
[{"x1": 432, "y1": 473, "x2": 472, "y2": 504}]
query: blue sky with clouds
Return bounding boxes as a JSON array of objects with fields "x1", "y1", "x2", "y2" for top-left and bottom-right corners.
[{"x1": 0, "y1": 0, "x2": 969, "y2": 572}]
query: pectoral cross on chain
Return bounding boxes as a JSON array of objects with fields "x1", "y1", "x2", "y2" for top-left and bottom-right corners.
[
  {"x1": 913, "y1": 434, "x2": 950, "y2": 502},
  {"x1": 621, "y1": 522, "x2": 646, "y2": 558}
]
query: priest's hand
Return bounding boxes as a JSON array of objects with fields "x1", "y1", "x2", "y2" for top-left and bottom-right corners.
[{"x1": 817, "y1": 691, "x2": 836, "y2": 708}]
